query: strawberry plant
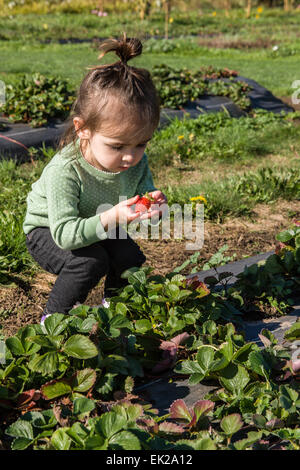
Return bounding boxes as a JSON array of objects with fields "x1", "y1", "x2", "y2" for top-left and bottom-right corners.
[
  {"x1": 174, "y1": 322, "x2": 299, "y2": 446},
  {"x1": 1, "y1": 306, "x2": 299, "y2": 450},
  {"x1": 275, "y1": 222, "x2": 300, "y2": 257},
  {"x1": 151, "y1": 64, "x2": 251, "y2": 110},
  {"x1": 226, "y1": 223, "x2": 300, "y2": 316},
  {"x1": 1, "y1": 223, "x2": 300, "y2": 450},
  {"x1": 0, "y1": 73, "x2": 74, "y2": 127},
  {"x1": 3, "y1": 320, "x2": 299, "y2": 451},
  {"x1": 174, "y1": 225, "x2": 300, "y2": 317}
]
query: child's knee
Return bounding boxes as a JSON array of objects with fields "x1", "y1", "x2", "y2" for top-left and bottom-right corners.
[
  {"x1": 70, "y1": 250, "x2": 110, "y2": 278},
  {"x1": 88, "y1": 252, "x2": 110, "y2": 275},
  {"x1": 119, "y1": 250, "x2": 146, "y2": 272},
  {"x1": 137, "y1": 251, "x2": 146, "y2": 266}
]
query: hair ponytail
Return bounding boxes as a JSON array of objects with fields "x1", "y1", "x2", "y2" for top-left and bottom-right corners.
[
  {"x1": 59, "y1": 33, "x2": 160, "y2": 151},
  {"x1": 97, "y1": 32, "x2": 142, "y2": 65}
]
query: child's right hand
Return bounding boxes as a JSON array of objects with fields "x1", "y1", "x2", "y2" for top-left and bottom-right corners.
[
  {"x1": 100, "y1": 195, "x2": 155, "y2": 230},
  {"x1": 115, "y1": 195, "x2": 144, "y2": 224}
]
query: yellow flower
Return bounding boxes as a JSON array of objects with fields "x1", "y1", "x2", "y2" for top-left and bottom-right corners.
[
  {"x1": 43, "y1": 23, "x2": 48, "y2": 29},
  {"x1": 169, "y1": 17, "x2": 173, "y2": 23},
  {"x1": 178, "y1": 135, "x2": 184, "y2": 140},
  {"x1": 212, "y1": 11, "x2": 217, "y2": 16},
  {"x1": 190, "y1": 195, "x2": 207, "y2": 204},
  {"x1": 189, "y1": 133, "x2": 195, "y2": 140},
  {"x1": 255, "y1": 14, "x2": 260, "y2": 19},
  {"x1": 257, "y1": 6, "x2": 263, "y2": 13}
]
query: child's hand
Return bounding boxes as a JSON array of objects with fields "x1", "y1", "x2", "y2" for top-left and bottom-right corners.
[
  {"x1": 99, "y1": 195, "x2": 141, "y2": 230},
  {"x1": 114, "y1": 195, "x2": 146, "y2": 224},
  {"x1": 139, "y1": 190, "x2": 168, "y2": 221},
  {"x1": 100, "y1": 194, "x2": 167, "y2": 231}
]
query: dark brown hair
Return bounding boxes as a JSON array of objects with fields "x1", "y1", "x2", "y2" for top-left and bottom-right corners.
[{"x1": 58, "y1": 32, "x2": 160, "y2": 151}]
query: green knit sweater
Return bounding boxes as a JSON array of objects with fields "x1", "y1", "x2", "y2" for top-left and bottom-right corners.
[{"x1": 23, "y1": 139, "x2": 157, "y2": 250}]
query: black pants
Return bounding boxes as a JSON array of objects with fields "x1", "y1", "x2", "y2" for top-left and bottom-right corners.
[{"x1": 25, "y1": 225, "x2": 146, "y2": 316}]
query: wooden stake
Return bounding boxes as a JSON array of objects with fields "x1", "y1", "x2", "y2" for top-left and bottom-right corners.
[
  {"x1": 164, "y1": 0, "x2": 170, "y2": 39},
  {"x1": 246, "y1": 0, "x2": 252, "y2": 18},
  {"x1": 224, "y1": 0, "x2": 231, "y2": 17}
]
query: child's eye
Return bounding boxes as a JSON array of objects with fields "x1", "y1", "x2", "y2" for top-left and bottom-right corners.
[{"x1": 111, "y1": 143, "x2": 147, "y2": 150}]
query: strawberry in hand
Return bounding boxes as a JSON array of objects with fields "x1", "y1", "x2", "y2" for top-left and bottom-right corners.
[
  {"x1": 135, "y1": 192, "x2": 156, "y2": 214},
  {"x1": 134, "y1": 190, "x2": 168, "y2": 223}
]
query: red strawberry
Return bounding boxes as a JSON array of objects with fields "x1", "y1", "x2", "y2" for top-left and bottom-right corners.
[
  {"x1": 135, "y1": 192, "x2": 155, "y2": 213},
  {"x1": 275, "y1": 242, "x2": 286, "y2": 256}
]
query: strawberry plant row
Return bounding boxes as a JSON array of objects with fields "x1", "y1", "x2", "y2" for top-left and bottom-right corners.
[
  {"x1": 1, "y1": 315, "x2": 299, "y2": 450},
  {"x1": 0, "y1": 224, "x2": 299, "y2": 450},
  {"x1": 0, "y1": 66, "x2": 243, "y2": 129},
  {"x1": 151, "y1": 64, "x2": 252, "y2": 111},
  {"x1": 0, "y1": 73, "x2": 73, "y2": 128},
  {"x1": 0, "y1": 65, "x2": 294, "y2": 159},
  {"x1": 1, "y1": 66, "x2": 293, "y2": 129}
]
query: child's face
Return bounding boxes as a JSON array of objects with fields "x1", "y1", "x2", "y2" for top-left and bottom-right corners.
[
  {"x1": 87, "y1": 129, "x2": 152, "y2": 173},
  {"x1": 74, "y1": 116, "x2": 153, "y2": 173}
]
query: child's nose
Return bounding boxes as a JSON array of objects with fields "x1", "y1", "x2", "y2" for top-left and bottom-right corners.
[{"x1": 122, "y1": 150, "x2": 136, "y2": 162}]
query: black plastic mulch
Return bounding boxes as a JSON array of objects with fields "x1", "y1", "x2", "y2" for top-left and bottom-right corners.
[{"x1": 0, "y1": 76, "x2": 294, "y2": 160}]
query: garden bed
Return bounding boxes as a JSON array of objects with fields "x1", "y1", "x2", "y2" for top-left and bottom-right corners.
[
  {"x1": 0, "y1": 117, "x2": 66, "y2": 162},
  {"x1": 0, "y1": 233, "x2": 299, "y2": 450},
  {"x1": 0, "y1": 71, "x2": 294, "y2": 160},
  {"x1": 1, "y1": 200, "x2": 300, "y2": 338},
  {"x1": 136, "y1": 297, "x2": 299, "y2": 416}
]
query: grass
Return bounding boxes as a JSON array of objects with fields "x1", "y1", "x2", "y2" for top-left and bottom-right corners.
[
  {"x1": 0, "y1": 146, "x2": 57, "y2": 280},
  {"x1": 163, "y1": 165, "x2": 300, "y2": 222},
  {"x1": 0, "y1": 38, "x2": 299, "y2": 97},
  {"x1": 147, "y1": 111, "x2": 300, "y2": 170},
  {"x1": 1, "y1": 8, "x2": 300, "y2": 96},
  {"x1": 1, "y1": 8, "x2": 300, "y2": 42}
]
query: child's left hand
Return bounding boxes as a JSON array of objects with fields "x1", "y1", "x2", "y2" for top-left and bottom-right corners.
[{"x1": 139, "y1": 190, "x2": 168, "y2": 220}]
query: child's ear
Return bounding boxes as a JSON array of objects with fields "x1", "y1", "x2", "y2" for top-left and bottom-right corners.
[{"x1": 73, "y1": 117, "x2": 91, "y2": 139}]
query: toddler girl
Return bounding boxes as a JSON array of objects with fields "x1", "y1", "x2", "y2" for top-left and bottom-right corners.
[{"x1": 23, "y1": 33, "x2": 167, "y2": 322}]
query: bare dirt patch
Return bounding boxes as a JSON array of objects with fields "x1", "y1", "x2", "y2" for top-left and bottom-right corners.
[
  {"x1": 197, "y1": 35, "x2": 277, "y2": 50},
  {"x1": 281, "y1": 96, "x2": 300, "y2": 113},
  {"x1": 0, "y1": 199, "x2": 299, "y2": 337}
]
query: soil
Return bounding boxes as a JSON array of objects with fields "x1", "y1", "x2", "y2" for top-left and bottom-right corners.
[
  {"x1": 281, "y1": 95, "x2": 300, "y2": 113},
  {"x1": 0, "y1": 199, "x2": 299, "y2": 338},
  {"x1": 197, "y1": 36, "x2": 277, "y2": 50}
]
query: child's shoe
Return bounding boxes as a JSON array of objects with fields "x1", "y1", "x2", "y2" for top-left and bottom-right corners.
[
  {"x1": 40, "y1": 313, "x2": 51, "y2": 325},
  {"x1": 91, "y1": 298, "x2": 110, "y2": 308},
  {"x1": 101, "y1": 297, "x2": 110, "y2": 308},
  {"x1": 40, "y1": 308, "x2": 52, "y2": 332}
]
